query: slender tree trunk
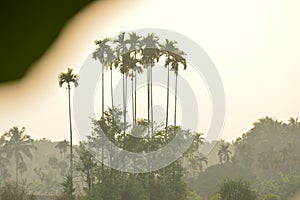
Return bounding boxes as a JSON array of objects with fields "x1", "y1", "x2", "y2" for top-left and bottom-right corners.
[
  {"x1": 147, "y1": 64, "x2": 150, "y2": 138},
  {"x1": 68, "y1": 86, "x2": 73, "y2": 200},
  {"x1": 174, "y1": 74, "x2": 178, "y2": 135},
  {"x1": 90, "y1": 167, "x2": 93, "y2": 197},
  {"x1": 150, "y1": 64, "x2": 154, "y2": 175},
  {"x1": 102, "y1": 63, "x2": 105, "y2": 116},
  {"x1": 15, "y1": 152, "x2": 18, "y2": 184},
  {"x1": 164, "y1": 65, "x2": 170, "y2": 179},
  {"x1": 122, "y1": 73, "x2": 127, "y2": 189},
  {"x1": 165, "y1": 65, "x2": 170, "y2": 140},
  {"x1": 134, "y1": 70, "x2": 137, "y2": 124},
  {"x1": 110, "y1": 67, "x2": 114, "y2": 180},
  {"x1": 87, "y1": 169, "x2": 91, "y2": 197},
  {"x1": 125, "y1": 73, "x2": 128, "y2": 133},
  {"x1": 123, "y1": 73, "x2": 126, "y2": 134},
  {"x1": 111, "y1": 68, "x2": 114, "y2": 109},
  {"x1": 131, "y1": 75, "x2": 135, "y2": 127},
  {"x1": 146, "y1": 64, "x2": 150, "y2": 188},
  {"x1": 124, "y1": 75, "x2": 128, "y2": 189},
  {"x1": 150, "y1": 64, "x2": 154, "y2": 138}
]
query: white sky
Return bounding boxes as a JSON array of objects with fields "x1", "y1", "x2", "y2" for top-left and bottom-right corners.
[{"x1": 1, "y1": 0, "x2": 300, "y2": 143}]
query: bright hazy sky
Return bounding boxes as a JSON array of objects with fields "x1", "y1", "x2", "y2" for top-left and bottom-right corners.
[{"x1": 1, "y1": 0, "x2": 300, "y2": 143}]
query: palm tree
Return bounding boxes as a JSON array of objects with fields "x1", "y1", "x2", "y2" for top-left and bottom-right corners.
[
  {"x1": 113, "y1": 32, "x2": 130, "y2": 188},
  {"x1": 55, "y1": 139, "x2": 69, "y2": 159},
  {"x1": 93, "y1": 38, "x2": 111, "y2": 116},
  {"x1": 140, "y1": 33, "x2": 160, "y2": 139},
  {"x1": 113, "y1": 32, "x2": 129, "y2": 133},
  {"x1": 3, "y1": 126, "x2": 36, "y2": 183},
  {"x1": 160, "y1": 39, "x2": 179, "y2": 140},
  {"x1": 0, "y1": 136, "x2": 9, "y2": 180},
  {"x1": 126, "y1": 53, "x2": 142, "y2": 128},
  {"x1": 140, "y1": 33, "x2": 161, "y2": 185},
  {"x1": 198, "y1": 153, "x2": 208, "y2": 171},
  {"x1": 18, "y1": 161, "x2": 27, "y2": 179},
  {"x1": 169, "y1": 49, "x2": 187, "y2": 134},
  {"x1": 218, "y1": 143, "x2": 232, "y2": 163},
  {"x1": 126, "y1": 32, "x2": 143, "y2": 125},
  {"x1": 58, "y1": 68, "x2": 79, "y2": 200},
  {"x1": 105, "y1": 47, "x2": 117, "y2": 110}
]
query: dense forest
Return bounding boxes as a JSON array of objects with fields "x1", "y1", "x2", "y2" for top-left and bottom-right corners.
[{"x1": 1, "y1": 116, "x2": 300, "y2": 199}]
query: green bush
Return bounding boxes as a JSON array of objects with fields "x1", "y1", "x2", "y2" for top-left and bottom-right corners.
[
  {"x1": 217, "y1": 177, "x2": 257, "y2": 200},
  {"x1": 186, "y1": 189, "x2": 202, "y2": 200},
  {"x1": 0, "y1": 182, "x2": 36, "y2": 200},
  {"x1": 263, "y1": 194, "x2": 281, "y2": 200}
]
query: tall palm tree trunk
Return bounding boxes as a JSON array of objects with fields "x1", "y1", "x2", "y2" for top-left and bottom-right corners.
[
  {"x1": 150, "y1": 64, "x2": 154, "y2": 139},
  {"x1": 163, "y1": 65, "x2": 170, "y2": 179},
  {"x1": 146, "y1": 64, "x2": 150, "y2": 188},
  {"x1": 124, "y1": 74, "x2": 127, "y2": 132},
  {"x1": 101, "y1": 64, "x2": 105, "y2": 183},
  {"x1": 134, "y1": 70, "x2": 137, "y2": 123},
  {"x1": 124, "y1": 75, "x2": 127, "y2": 190},
  {"x1": 102, "y1": 63, "x2": 105, "y2": 116},
  {"x1": 15, "y1": 152, "x2": 18, "y2": 184},
  {"x1": 165, "y1": 65, "x2": 170, "y2": 140},
  {"x1": 147, "y1": 64, "x2": 150, "y2": 138},
  {"x1": 174, "y1": 74, "x2": 178, "y2": 135},
  {"x1": 122, "y1": 73, "x2": 127, "y2": 189},
  {"x1": 131, "y1": 75, "x2": 135, "y2": 126},
  {"x1": 68, "y1": 85, "x2": 73, "y2": 200},
  {"x1": 111, "y1": 68, "x2": 114, "y2": 109}
]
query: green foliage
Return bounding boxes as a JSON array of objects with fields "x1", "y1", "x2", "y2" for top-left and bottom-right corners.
[
  {"x1": 120, "y1": 178, "x2": 149, "y2": 200},
  {"x1": 217, "y1": 143, "x2": 232, "y2": 163},
  {"x1": 56, "y1": 175, "x2": 75, "y2": 200},
  {"x1": 79, "y1": 107, "x2": 190, "y2": 200},
  {"x1": 91, "y1": 181, "x2": 121, "y2": 200},
  {"x1": 58, "y1": 68, "x2": 79, "y2": 89},
  {"x1": 188, "y1": 117, "x2": 300, "y2": 199},
  {"x1": 0, "y1": 182, "x2": 36, "y2": 200},
  {"x1": 186, "y1": 189, "x2": 202, "y2": 200},
  {"x1": 233, "y1": 117, "x2": 300, "y2": 179},
  {"x1": 257, "y1": 174, "x2": 300, "y2": 199},
  {"x1": 210, "y1": 193, "x2": 221, "y2": 200},
  {"x1": 218, "y1": 177, "x2": 257, "y2": 200},
  {"x1": 186, "y1": 162, "x2": 256, "y2": 197},
  {"x1": 263, "y1": 193, "x2": 281, "y2": 200},
  {"x1": 2, "y1": 127, "x2": 36, "y2": 183}
]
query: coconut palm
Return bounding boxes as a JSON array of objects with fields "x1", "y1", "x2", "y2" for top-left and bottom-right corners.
[
  {"x1": 3, "y1": 126, "x2": 36, "y2": 183},
  {"x1": 93, "y1": 38, "x2": 111, "y2": 116},
  {"x1": 58, "y1": 67, "x2": 79, "y2": 200},
  {"x1": 218, "y1": 143, "x2": 232, "y2": 163}
]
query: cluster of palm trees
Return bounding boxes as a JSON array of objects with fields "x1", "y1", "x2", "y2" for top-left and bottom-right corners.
[
  {"x1": 0, "y1": 127, "x2": 36, "y2": 184},
  {"x1": 57, "y1": 31, "x2": 188, "y2": 199},
  {"x1": 92, "y1": 31, "x2": 187, "y2": 137}
]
